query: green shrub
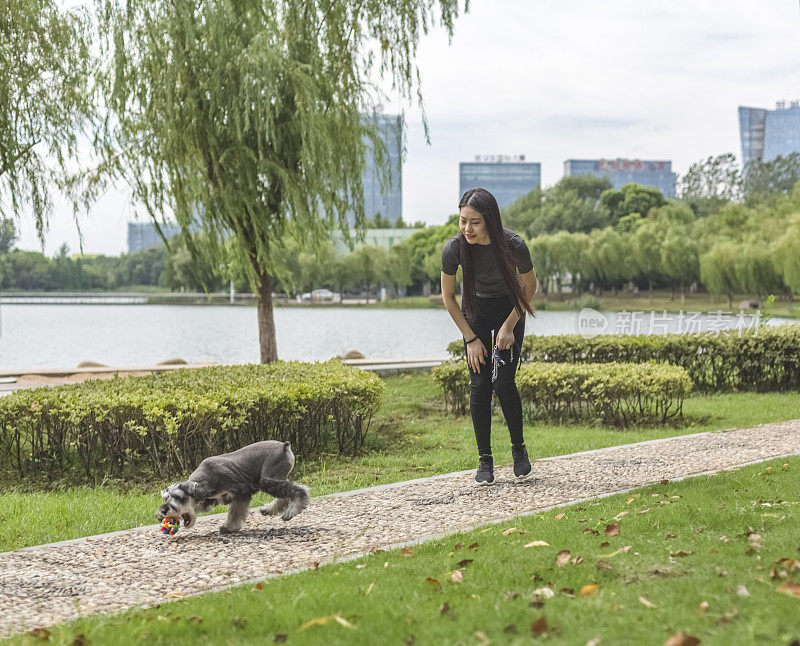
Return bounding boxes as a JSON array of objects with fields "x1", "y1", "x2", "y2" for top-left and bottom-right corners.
[
  {"x1": 0, "y1": 361, "x2": 384, "y2": 482},
  {"x1": 432, "y1": 359, "x2": 692, "y2": 427},
  {"x1": 517, "y1": 361, "x2": 692, "y2": 426},
  {"x1": 431, "y1": 360, "x2": 470, "y2": 416},
  {"x1": 449, "y1": 325, "x2": 800, "y2": 393}
]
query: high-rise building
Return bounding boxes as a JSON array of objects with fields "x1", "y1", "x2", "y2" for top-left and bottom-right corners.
[
  {"x1": 739, "y1": 100, "x2": 800, "y2": 166},
  {"x1": 353, "y1": 112, "x2": 403, "y2": 226},
  {"x1": 459, "y1": 155, "x2": 541, "y2": 208},
  {"x1": 563, "y1": 158, "x2": 676, "y2": 197},
  {"x1": 127, "y1": 222, "x2": 180, "y2": 254}
]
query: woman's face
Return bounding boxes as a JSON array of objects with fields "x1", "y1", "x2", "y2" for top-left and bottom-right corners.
[{"x1": 459, "y1": 206, "x2": 490, "y2": 245}]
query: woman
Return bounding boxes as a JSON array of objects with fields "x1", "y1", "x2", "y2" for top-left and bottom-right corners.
[{"x1": 441, "y1": 188, "x2": 537, "y2": 485}]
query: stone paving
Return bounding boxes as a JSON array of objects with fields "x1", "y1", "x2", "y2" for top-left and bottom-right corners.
[{"x1": 2, "y1": 420, "x2": 800, "y2": 637}]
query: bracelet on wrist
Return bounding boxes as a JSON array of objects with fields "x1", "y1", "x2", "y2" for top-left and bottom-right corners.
[{"x1": 465, "y1": 335, "x2": 479, "y2": 344}]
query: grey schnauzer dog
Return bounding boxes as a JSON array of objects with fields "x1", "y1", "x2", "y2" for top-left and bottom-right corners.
[{"x1": 156, "y1": 440, "x2": 310, "y2": 534}]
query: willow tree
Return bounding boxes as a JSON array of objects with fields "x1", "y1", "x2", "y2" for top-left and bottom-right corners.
[
  {"x1": 0, "y1": 0, "x2": 92, "y2": 238},
  {"x1": 95, "y1": 0, "x2": 466, "y2": 362}
]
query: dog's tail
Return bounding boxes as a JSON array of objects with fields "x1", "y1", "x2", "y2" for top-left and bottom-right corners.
[{"x1": 259, "y1": 477, "x2": 310, "y2": 521}]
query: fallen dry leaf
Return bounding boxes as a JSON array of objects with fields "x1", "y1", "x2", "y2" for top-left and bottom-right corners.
[
  {"x1": 572, "y1": 556, "x2": 584, "y2": 565},
  {"x1": 736, "y1": 585, "x2": 750, "y2": 598},
  {"x1": 587, "y1": 639, "x2": 601, "y2": 646},
  {"x1": 164, "y1": 591, "x2": 186, "y2": 598},
  {"x1": 578, "y1": 584, "x2": 598, "y2": 597},
  {"x1": 456, "y1": 559, "x2": 473, "y2": 568},
  {"x1": 638, "y1": 595, "x2": 657, "y2": 608},
  {"x1": 605, "y1": 524, "x2": 620, "y2": 536},
  {"x1": 555, "y1": 513, "x2": 566, "y2": 520},
  {"x1": 475, "y1": 630, "x2": 490, "y2": 646},
  {"x1": 252, "y1": 582, "x2": 264, "y2": 591},
  {"x1": 663, "y1": 632, "x2": 700, "y2": 646},
  {"x1": 596, "y1": 560, "x2": 613, "y2": 572},
  {"x1": 356, "y1": 564, "x2": 366, "y2": 569},
  {"x1": 530, "y1": 616, "x2": 548, "y2": 635},
  {"x1": 598, "y1": 545, "x2": 632, "y2": 558},
  {"x1": 309, "y1": 562, "x2": 319, "y2": 571},
  {"x1": 450, "y1": 570, "x2": 463, "y2": 583},
  {"x1": 777, "y1": 558, "x2": 800, "y2": 571},
  {"x1": 697, "y1": 601, "x2": 709, "y2": 615},
  {"x1": 453, "y1": 543, "x2": 463, "y2": 550},
  {"x1": 468, "y1": 542, "x2": 479, "y2": 550},
  {"x1": 556, "y1": 550, "x2": 571, "y2": 567},
  {"x1": 524, "y1": 540, "x2": 549, "y2": 548},
  {"x1": 425, "y1": 577, "x2": 441, "y2": 587},
  {"x1": 299, "y1": 614, "x2": 354, "y2": 630},
  {"x1": 366, "y1": 582, "x2": 374, "y2": 595},
  {"x1": 503, "y1": 527, "x2": 517, "y2": 536},
  {"x1": 532, "y1": 587, "x2": 555, "y2": 598},
  {"x1": 401, "y1": 547, "x2": 414, "y2": 558},
  {"x1": 27, "y1": 628, "x2": 51, "y2": 639},
  {"x1": 670, "y1": 550, "x2": 693, "y2": 558},
  {"x1": 440, "y1": 602, "x2": 450, "y2": 615},
  {"x1": 599, "y1": 541, "x2": 610, "y2": 548},
  {"x1": 274, "y1": 635, "x2": 288, "y2": 643},
  {"x1": 666, "y1": 533, "x2": 677, "y2": 539},
  {"x1": 777, "y1": 581, "x2": 800, "y2": 598}
]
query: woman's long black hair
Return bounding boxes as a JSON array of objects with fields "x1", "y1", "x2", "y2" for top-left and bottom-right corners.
[{"x1": 458, "y1": 188, "x2": 535, "y2": 321}]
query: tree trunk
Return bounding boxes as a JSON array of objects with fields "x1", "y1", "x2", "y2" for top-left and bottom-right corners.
[{"x1": 257, "y1": 272, "x2": 278, "y2": 363}]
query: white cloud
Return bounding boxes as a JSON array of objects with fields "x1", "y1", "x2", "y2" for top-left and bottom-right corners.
[{"x1": 14, "y1": 0, "x2": 800, "y2": 253}]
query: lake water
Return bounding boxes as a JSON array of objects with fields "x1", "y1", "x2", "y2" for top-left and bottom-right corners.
[{"x1": 0, "y1": 304, "x2": 794, "y2": 369}]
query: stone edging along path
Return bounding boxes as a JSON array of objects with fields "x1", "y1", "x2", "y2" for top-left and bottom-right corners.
[{"x1": 2, "y1": 420, "x2": 800, "y2": 638}]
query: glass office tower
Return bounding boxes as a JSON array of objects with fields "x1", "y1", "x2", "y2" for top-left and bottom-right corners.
[
  {"x1": 127, "y1": 222, "x2": 180, "y2": 253},
  {"x1": 563, "y1": 158, "x2": 676, "y2": 197},
  {"x1": 356, "y1": 113, "x2": 403, "y2": 225},
  {"x1": 739, "y1": 100, "x2": 800, "y2": 166},
  {"x1": 459, "y1": 155, "x2": 541, "y2": 208}
]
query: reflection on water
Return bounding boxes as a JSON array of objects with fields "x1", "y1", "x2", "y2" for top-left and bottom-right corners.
[{"x1": 0, "y1": 304, "x2": 793, "y2": 369}]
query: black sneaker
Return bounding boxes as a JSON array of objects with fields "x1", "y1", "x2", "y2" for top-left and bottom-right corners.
[
  {"x1": 474, "y1": 453, "x2": 494, "y2": 486},
  {"x1": 512, "y1": 443, "x2": 532, "y2": 480}
]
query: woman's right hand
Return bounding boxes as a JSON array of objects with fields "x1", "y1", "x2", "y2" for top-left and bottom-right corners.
[{"x1": 466, "y1": 337, "x2": 488, "y2": 373}]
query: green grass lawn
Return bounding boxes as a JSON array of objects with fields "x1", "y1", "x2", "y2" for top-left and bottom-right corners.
[
  {"x1": 1, "y1": 373, "x2": 799, "y2": 552},
  {"x1": 9, "y1": 456, "x2": 800, "y2": 646}
]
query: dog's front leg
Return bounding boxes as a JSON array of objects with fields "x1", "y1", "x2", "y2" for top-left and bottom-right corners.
[{"x1": 219, "y1": 496, "x2": 252, "y2": 534}]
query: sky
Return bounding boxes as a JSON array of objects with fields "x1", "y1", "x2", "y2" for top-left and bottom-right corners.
[{"x1": 15, "y1": 0, "x2": 800, "y2": 256}]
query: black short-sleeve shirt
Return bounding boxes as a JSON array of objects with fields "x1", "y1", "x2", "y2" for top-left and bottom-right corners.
[{"x1": 441, "y1": 227, "x2": 534, "y2": 298}]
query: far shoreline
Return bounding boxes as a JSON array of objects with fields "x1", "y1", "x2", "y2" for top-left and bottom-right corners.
[{"x1": 1, "y1": 290, "x2": 798, "y2": 319}]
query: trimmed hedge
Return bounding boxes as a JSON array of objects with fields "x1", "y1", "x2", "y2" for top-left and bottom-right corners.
[
  {"x1": 432, "y1": 359, "x2": 692, "y2": 427},
  {"x1": 0, "y1": 361, "x2": 384, "y2": 482},
  {"x1": 447, "y1": 324, "x2": 800, "y2": 393}
]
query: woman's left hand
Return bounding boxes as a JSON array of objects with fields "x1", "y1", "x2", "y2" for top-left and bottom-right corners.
[{"x1": 495, "y1": 325, "x2": 515, "y2": 350}]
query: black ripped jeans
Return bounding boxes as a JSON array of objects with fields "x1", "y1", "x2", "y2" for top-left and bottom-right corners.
[{"x1": 463, "y1": 295, "x2": 525, "y2": 455}]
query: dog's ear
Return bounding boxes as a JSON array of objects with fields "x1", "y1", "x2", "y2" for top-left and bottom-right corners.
[
  {"x1": 178, "y1": 482, "x2": 197, "y2": 497},
  {"x1": 179, "y1": 481, "x2": 208, "y2": 499},
  {"x1": 160, "y1": 489, "x2": 169, "y2": 500}
]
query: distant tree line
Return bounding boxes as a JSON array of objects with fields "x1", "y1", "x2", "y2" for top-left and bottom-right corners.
[{"x1": 4, "y1": 151, "x2": 800, "y2": 307}]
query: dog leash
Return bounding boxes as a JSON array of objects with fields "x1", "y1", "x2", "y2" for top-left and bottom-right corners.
[{"x1": 491, "y1": 329, "x2": 517, "y2": 384}]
